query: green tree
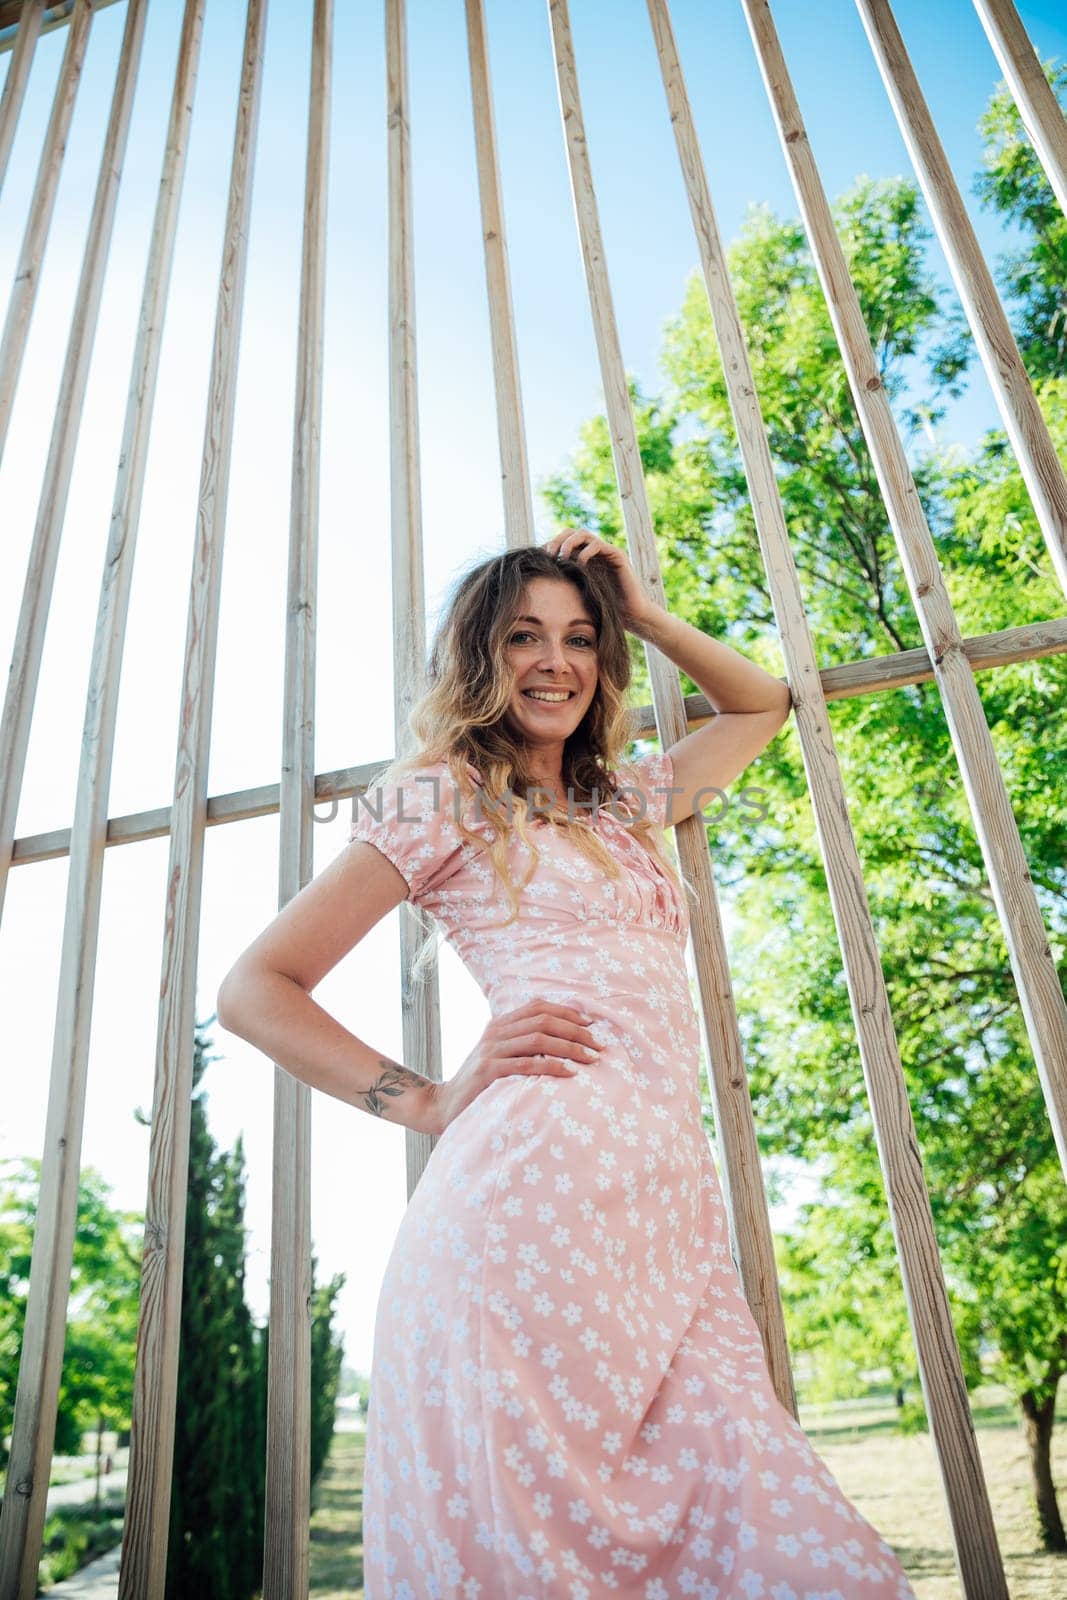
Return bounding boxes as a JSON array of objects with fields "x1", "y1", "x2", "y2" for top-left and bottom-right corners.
[
  {"x1": 0, "y1": 1161, "x2": 140, "y2": 1473},
  {"x1": 1, "y1": 1032, "x2": 345, "y2": 1588},
  {"x1": 542, "y1": 164, "x2": 1067, "y2": 1549},
  {"x1": 161, "y1": 1024, "x2": 346, "y2": 1597},
  {"x1": 972, "y1": 60, "x2": 1067, "y2": 380},
  {"x1": 161, "y1": 1024, "x2": 264, "y2": 1600},
  {"x1": 310, "y1": 1260, "x2": 346, "y2": 1489},
  {"x1": 771, "y1": 1187, "x2": 974, "y2": 1412}
]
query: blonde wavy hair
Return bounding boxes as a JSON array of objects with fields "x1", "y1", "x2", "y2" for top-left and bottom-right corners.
[{"x1": 366, "y1": 545, "x2": 687, "y2": 979}]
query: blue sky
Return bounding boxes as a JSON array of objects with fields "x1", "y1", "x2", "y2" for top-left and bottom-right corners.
[{"x1": 2, "y1": 0, "x2": 1064, "y2": 1376}]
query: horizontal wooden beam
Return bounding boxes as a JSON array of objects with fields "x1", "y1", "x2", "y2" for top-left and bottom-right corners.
[
  {"x1": 10, "y1": 612, "x2": 1064, "y2": 866},
  {"x1": 802, "y1": 611, "x2": 1067, "y2": 698},
  {"x1": 0, "y1": 0, "x2": 124, "y2": 54}
]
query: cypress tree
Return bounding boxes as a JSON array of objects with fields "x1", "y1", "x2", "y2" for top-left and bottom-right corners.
[
  {"x1": 165, "y1": 1025, "x2": 263, "y2": 1600},
  {"x1": 309, "y1": 1259, "x2": 346, "y2": 1489},
  {"x1": 160, "y1": 1023, "x2": 347, "y2": 1594}
]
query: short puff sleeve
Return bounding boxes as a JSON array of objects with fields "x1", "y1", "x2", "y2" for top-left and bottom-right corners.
[
  {"x1": 347, "y1": 762, "x2": 468, "y2": 906},
  {"x1": 615, "y1": 748, "x2": 679, "y2": 831}
]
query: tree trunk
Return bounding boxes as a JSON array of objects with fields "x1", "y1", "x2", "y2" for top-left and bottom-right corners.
[{"x1": 1020, "y1": 1385, "x2": 1066, "y2": 1552}]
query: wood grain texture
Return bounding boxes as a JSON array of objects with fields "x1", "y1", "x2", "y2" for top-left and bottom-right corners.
[
  {"x1": 856, "y1": 0, "x2": 1067, "y2": 596},
  {"x1": 0, "y1": 0, "x2": 44, "y2": 190},
  {"x1": 464, "y1": 0, "x2": 535, "y2": 549},
  {"x1": 0, "y1": 0, "x2": 122, "y2": 50},
  {"x1": 0, "y1": 0, "x2": 146, "y2": 921},
  {"x1": 0, "y1": 1, "x2": 1062, "y2": 1587},
  {"x1": 0, "y1": 3, "x2": 151, "y2": 1592},
  {"x1": 262, "y1": 0, "x2": 331, "y2": 1594},
  {"x1": 6, "y1": 615, "x2": 1064, "y2": 870},
  {"x1": 545, "y1": 0, "x2": 798, "y2": 1416},
  {"x1": 972, "y1": 0, "x2": 1067, "y2": 216},
  {"x1": 385, "y1": 0, "x2": 449, "y2": 1209},
  {"x1": 748, "y1": 0, "x2": 1067, "y2": 1175},
  {"x1": 96, "y1": 2, "x2": 205, "y2": 1593},
  {"x1": 116, "y1": 2, "x2": 267, "y2": 1595},
  {"x1": 0, "y1": 0, "x2": 91, "y2": 465},
  {"x1": 742, "y1": 0, "x2": 1048, "y2": 1591}
]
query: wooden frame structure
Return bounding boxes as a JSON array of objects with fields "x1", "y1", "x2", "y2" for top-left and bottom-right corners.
[{"x1": 0, "y1": 1, "x2": 1064, "y2": 1596}]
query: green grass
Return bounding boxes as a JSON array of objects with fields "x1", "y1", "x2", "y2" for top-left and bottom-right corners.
[
  {"x1": 308, "y1": 1430, "x2": 365, "y2": 1599},
  {"x1": 799, "y1": 1384, "x2": 1067, "y2": 1443}
]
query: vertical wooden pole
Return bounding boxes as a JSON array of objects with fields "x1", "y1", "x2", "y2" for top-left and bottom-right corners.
[
  {"x1": 117, "y1": 3, "x2": 268, "y2": 1595},
  {"x1": 745, "y1": 0, "x2": 1067, "y2": 1188},
  {"x1": 463, "y1": 0, "x2": 535, "y2": 550},
  {"x1": 62, "y1": 0, "x2": 206, "y2": 1590},
  {"x1": 972, "y1": 0, "x2": 1067, "y2": 216},
  {"x1": 385, "y1": 0, "x2": 447, "y2": 1200},
  {"x1": 0, "y1": 7, "x2": 152, "y2": 1592},
  {"x1": 0, "y1": 0, "x2": 92, "y2": 464},
  {"x1": 0, "y1": 0, "x2": 44, "y2": 192},
  {"x1": 545, "y1": 0, "x2": 797, "y2": 1416},
  {"x1": 262, "y1": 0, "x2": 331, "y2": 1593},
  {"x1": 855, "y1": 0, "x2": 1067, "y2": 596},
  {"x1": 742, "y1": 1, "x2": 1022, "y2": 1592},
  {"x1": 0, "y1": 0, "x2": 148, "y2": 923}
]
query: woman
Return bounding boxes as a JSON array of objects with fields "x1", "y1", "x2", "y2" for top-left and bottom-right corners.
[{"x1": 217, "y1": 529, "x2": 916, "y2": 1598}]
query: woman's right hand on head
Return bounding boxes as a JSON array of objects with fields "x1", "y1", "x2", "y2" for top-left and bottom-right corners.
[{"x1": 432, "y1": 1000, "x2": 602, "y2": 1136}]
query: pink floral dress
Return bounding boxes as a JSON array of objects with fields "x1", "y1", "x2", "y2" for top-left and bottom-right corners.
[{"x1": 347, "y1": 750, "x2": 916, "y2": 1599}]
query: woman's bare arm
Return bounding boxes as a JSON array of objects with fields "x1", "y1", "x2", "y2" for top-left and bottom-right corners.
[
  {"x1": 539, "y1": 528, "x2": 792, "y2": 828},
  {"x1": 629, "y1": 604, "x2": 792, "y2": 825},
  {"x1": 215, "y1": 840, "x2": 441, "y2": 1134}
]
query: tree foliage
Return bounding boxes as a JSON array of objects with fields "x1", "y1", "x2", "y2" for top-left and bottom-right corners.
[
  {"x1": 1, "y1": 1024, "x2": 347, "y2": 1591},
  {"x1": 310, "y1": 1263, "x2": 347, "y2": 1487},
  {"x1": 542, "y1": 82, "x2": 1067, "y2": 1549},
  {"x1": 0, "y1": 1162, "x2": 141, "y2": 1468},
  {"x1": 973, "y1": 60, "x2": 1067, "y2": 379},
  {"x1": 163, "y1": 1024, "x2": 265, "y2": 1600},
  {"x1": 163, "y1": 1023, "x2": 347, "y2": 1599}
]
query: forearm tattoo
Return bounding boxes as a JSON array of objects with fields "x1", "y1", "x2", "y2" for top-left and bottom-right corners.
[{"x1": 362, "y1": 1058, "x2": 431, "y2": 1119}]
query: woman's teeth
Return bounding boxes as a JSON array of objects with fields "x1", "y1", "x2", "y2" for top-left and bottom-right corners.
[{"x1": 524, "y1": 690, "x2": 573, "y2": 702}]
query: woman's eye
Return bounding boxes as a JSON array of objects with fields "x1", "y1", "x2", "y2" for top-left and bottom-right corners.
[{"x1": 509, "y1": 632, "x2": 596, "y2": 647}]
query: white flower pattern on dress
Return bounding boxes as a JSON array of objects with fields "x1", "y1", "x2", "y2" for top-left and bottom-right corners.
[{"x1": 347, "y1": 752, "x2": 916, "y2": 1599}]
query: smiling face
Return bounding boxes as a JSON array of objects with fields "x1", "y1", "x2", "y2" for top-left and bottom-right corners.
[{"x1": 501, "y1": 576, "x2": 600, "y2": 762}]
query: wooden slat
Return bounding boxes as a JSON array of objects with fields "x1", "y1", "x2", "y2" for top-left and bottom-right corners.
[
  {"x1": 855, "y1": 0, "x2": 1067, "y2": 597},
  {"x1": 0, "y1": 0, "x2": 123, "y2": 50},
  {"x1": 464, "y1": 0, "x2": 535, "y2": 550},
  {"x1": 0, "y1": 0, "x2": 91, "y2": 465},
  {"x1": 385, "y1": 0, "x2": 446, "y2": 1202},
  {"x1": 0, "y1": 0, "x2": 44, "y2": 191},
  {"x1": 815, "y1": 614, "x2": 1067, "y2": 695},
  {"x1": 116, "y1": 3, "x2": 268, "y2": 1595},
  {"x1": 0, "y1": 0, "x2": 146, "y2": 924},
  {"x1": 0, "y1": 2, "x2": 1060, "y2": 1589},
  {"x1": 754, "y1": 0, "x2": 1067, "y2": 1182},
  {"x1": 0, "y1": 6, "x2": 150, "y2": 1592},
  {"x1": 972, "y1": 0, "x2": 1067, "y2": 217},
  {"x1": 743, "y1": 2, "x2": 1041, "y2": 1592},
  {"x1": 7, "y1": 613, "x2": 1065, "y2": 869},
  {"x1": 262, "y1": 0, "x2": 332, "y2": 1593},
  {"x1": 544, "y1": 0, "x2": 798, "y2": 1414}
]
